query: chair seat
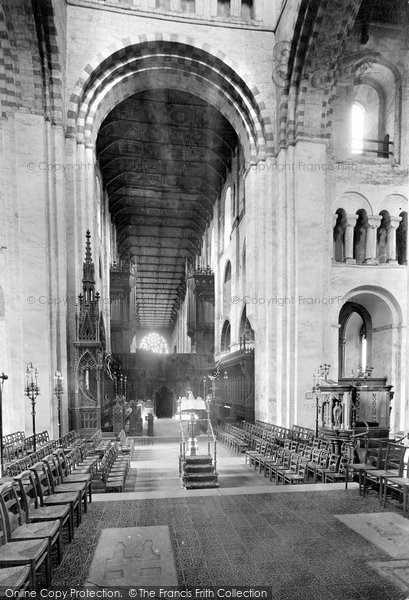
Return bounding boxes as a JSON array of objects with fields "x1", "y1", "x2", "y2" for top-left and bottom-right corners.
[
  {"x1": 28, "y1": 505, "x2": 70, "y2": 521},
  {"x1": 63, "y1": 474, "x2": 90, "y2": 483},
  {"x1": 0, "y1": 565, "x2": 31, "y2": 587},
  {"x1": 43, "y1": 491, "x2": 78, "y2": 504},
  {"x1": 0, "y1": 538, "x2": 49, "y2": 560},
  {"x1": 11, "y1": 521, "x2": 60, "y2": 541},
  {"x1": 349, "y1": 463, "x2": 378, "y2": 471},
  {"x1": 383, "y1": 476, "x2": 409, "y2": 485},
  {"x1": 369, "y1": 469, "x2": 400, "y2": 477},
  {"x1": 55, "y1": 482, "x2": 85, "y2": 492}
]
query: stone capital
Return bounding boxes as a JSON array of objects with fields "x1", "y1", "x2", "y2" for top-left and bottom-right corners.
[
  {"x1": 345, "y1": 213, "x2": 359, "y2": 227},
  {"x1": 388, "y1": 216, "x2": 402, "y2": 230},
  {"x1": 366, "y1": 215, "x2": 382, "y2": 229}
]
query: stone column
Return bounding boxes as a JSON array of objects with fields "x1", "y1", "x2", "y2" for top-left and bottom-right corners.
[
  {"x1": 344, "y1": 213, "x2": 358, "y2": 263},
  {"x1": 170, "y1": 0, "x2": 180, "y2": 10},
  {"x1": 364, "y1": 215, "x2": 382, "y2": 265},
  {"x1": 210, "y1": 0, "x2": 218, "y2": 16},
  {"x1": 387, "y1": 216, "x2": 402, "y2": 264},
  {"x1": 231, "y1": 0, "x2": 241, "y2": 17},
  {"x1": 332, "y1": 213, "x2": 338, "y2": 262}
]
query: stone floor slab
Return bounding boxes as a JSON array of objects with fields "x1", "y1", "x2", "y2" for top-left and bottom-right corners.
[
  {"x1": 84, "y1": 526, "x2": 178, "y2": 587},
  {"x1": 335, "y1": 512, "x2": 409, "y2": 559},
  {"x1": 368, "y1": 559, "x2": 409, "y2": 594}
]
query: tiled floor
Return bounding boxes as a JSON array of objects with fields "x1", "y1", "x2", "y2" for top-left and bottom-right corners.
[{"x1": 51, "y1": 420, "x2": 409, "y2": 599}]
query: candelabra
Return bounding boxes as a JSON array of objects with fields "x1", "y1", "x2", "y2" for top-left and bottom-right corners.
[
  {"x1": 223, "y1": 371, "x2": 229, "y2": 407},
  {"x1": 351, "y1": 365, "x2": 373, "y2": 385},
  {"x1": 311, "y1": 364, "x2": 331, "y2": 437},
  {"x1": 54, "y1": 370, "x2": 63, "y2": 440},
  {"x1": 25, "y1": 363, "x2": 40, "y2": 452},
  {"x1": 202, "y1": 376, "x2": 207, "y2": 400},
  {"x1": 0, "y1": 373, "x2": 8, "y2": 477}
]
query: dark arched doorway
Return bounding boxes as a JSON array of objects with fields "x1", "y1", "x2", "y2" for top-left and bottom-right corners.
[{"x1": 155, "y1": 386, "x2": 173, "y2": 418}]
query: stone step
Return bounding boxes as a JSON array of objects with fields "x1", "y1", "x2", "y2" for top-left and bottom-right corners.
[
  {"x1": 185, "y1": 480, "x2": 219, "y2": 489},
  {"x1": 183, "y1": 472, "x2": 218, "y2": 483},
  {"x1": 184, "y1": 456, "x2": 213, "y2": 465},
  {"x1": 184, "y1": 464, "x2": 214, "y2": 473}
]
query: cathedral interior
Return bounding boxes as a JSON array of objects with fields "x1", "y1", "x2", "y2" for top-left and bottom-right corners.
[{"x1": 0, "y1": 0, "x2": 409, "y2": 597}]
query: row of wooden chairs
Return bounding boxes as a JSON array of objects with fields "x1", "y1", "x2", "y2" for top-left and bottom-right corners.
[
  {"x1": 117, "y1": 429, "x2": 132, "y2": 454},
  {"x1": 0, "y1": 444, "x2": 97, "y2": 592},
  {"x1": 246, "y1": 438, "x2": 349, "y2": 485},
  {"x1": 3, "y1": 431, "x2": 87, "y2": 477},
  {"x1": 3, "y1": 431, "x2": 50, "y2": 463},
  {"x1": 85, "y1": 430, "x2": 111, "y2": 457},
  {"x1": 216, "y1": 420, "x2": 316, "y2": 457},
  {"x1": 3, "y1": 431, "x2": 26, "y2": 448},
  {"x1": 99, "y1": 443, "x2": 130, "y2": 492},
  {"x1": 347, "y1": 440, "x2": 409, "y2": 517}
]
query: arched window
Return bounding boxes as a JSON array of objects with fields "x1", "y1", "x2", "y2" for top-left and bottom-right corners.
[
  {"x1": 181, "y1": 0, "x2": 195, "y2": 12},
  {"x1": 353, "y1": 209, "x2": 368, "y2": 264},
  {"x1": 223, "y1": 261, "x2": 232, "y2": 314},
  {"x1": 210, "y1": 227, "x2": 216, "y2": 269},
  {"x1": 397, "y1": 212, "x2": 407, "y2": 265},
  {"x1": 239, "y1": 307, "x2": 254, "y2": 345},
  {"x1": 217, "y1": 0, "x2": 231, "y2": 17},
  {"x1": 224, "y1": 187, "x2": 232, "y2": 249},
  {"x1": 333, "y1": 209, "x2": 347, "y2": 262},
  {"x1": 241, "y1": 0, "x2": 254, "y2": 19},
  {"x1": 139, "y1": 333, "x2": 169, "y2": 354},
  {"x1": 376, "y1": 211, "x2": 390, "y2": 264},
  {"x1": 351, "y1": 102, "x2": 365, "y2": 154},
  {"x1": 156, "y1": 0, "x2": 170, "y2": 9},
  {"x1": 242, "y1": 243, "x2": 246, "y2": 291},
  {"x1": 339, "y1": 303, "x2": 372, "y2": 377},
  {"x1": 221, "y1": 320, "x2": 231, "y2": 352}
]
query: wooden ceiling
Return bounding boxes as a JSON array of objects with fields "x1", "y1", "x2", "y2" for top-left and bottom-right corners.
[{"x1": 97, "y1": 89, "x2": 237, "y2": 331}]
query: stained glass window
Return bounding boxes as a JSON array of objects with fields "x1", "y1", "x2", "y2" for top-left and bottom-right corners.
[{"x1": 139, "y1": 333, "x2": 169, "y2": 354}]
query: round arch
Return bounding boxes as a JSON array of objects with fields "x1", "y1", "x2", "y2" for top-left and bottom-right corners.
[
  {"x1": 332, "y1": 191, "x2": 373, "y2": 216},
  {"x1": 66, "y1": 36, "x2": 274, "y2": 163}
]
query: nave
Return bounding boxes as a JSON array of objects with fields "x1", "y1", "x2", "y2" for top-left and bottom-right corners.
[{"x1": 32, "y1": 419, "x2": 407, "y2": 600}]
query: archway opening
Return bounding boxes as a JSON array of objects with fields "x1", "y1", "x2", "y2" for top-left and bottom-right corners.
[{"x1": 155, "y1": 386, "x2": 174, "y2": 418}]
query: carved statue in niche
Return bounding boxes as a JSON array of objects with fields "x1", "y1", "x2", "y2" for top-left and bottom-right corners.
[{"x1": 333, "y1": 400, "x2": 342, "y2": 428}]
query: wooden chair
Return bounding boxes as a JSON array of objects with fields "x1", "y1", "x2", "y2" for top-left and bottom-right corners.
[
  {"x1": 362, "y1": 443, "x2": 406, "y2": 500},
  {"x1": 0, "y1": 490, "x2": 51, "y2": 587},
  {"x1": 30, "y1": 462, "x2": 80, "y2": 530},
  {"x1": 324, "y1": 455, "x2": 349, "y2": 483},
  {"x1": 345, "y1": 438, "x2": 387, "y2": 494},
  {"x1": 276, "y1": 453, "x2": 300, "y2": 484},
  {"x1": 315, "y1": 453, "x2": 341, "y2": 483},
  {"x1": 0, "y1": 482, "x2": 62, "y2": 564},
  {"x1": 53, "y1": 448, "x2": 92, "y2": 503},
  {"x1": 380, "y1": 473, "x2": 409, "y2": 517},
  {"x1": 14, "y1": 470, "x2": 73, "y2": 543},
  {"x1": 42, "y1": 456, "x2": 86, "y2": 518},
  {"x1": 245, "y1": 441, "x2": 261, "y2": 464},
  {"x1": 0, "y1": 565, "x2": 32, "y2": 593},
  {"x1": 308, "y1": 450, "x2": 329, "y2": 482},
  {"x1": 283, "y1": 456, "x2": 309, "y2": 485},
  {"x1": 248, "y1": 442, "x2": 268, "y2": 470}
]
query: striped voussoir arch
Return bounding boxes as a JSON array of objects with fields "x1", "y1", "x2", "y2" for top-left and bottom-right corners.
[
  {"x1": 66, "y1": 33, "x2": 274, "y2": 161},
  {"x1": 0, "y1": 4, "x2": 21, "y2": 114},
  {"x1": 277, "y1": 0, "x2": 362, "y2": 148}
]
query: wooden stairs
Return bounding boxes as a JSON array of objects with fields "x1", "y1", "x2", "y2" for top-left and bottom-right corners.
[{"x1": 182, "y1": 455, "x2": 219, "y2": 489}]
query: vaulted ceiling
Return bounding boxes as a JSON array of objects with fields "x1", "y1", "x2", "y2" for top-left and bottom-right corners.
[{"x1": 96, "y1": 89, "x2": 238, "y2": 331}]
